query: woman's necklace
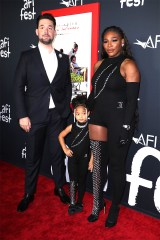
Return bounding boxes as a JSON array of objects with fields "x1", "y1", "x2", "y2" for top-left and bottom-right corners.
[
  {"x1": 76, "y1": 121, "x2": 88, "y2": 128},
  {"x1": 71, "y1": 130, "x2": 89, "y2": 148},
  {"x1": 71, "y1": 122, "x2": 88, "y2": 148},
  {"x1": 94, "y1": 64, "x2": 117, "y2": 99}
]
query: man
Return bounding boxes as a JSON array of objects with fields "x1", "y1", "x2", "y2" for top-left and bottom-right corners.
[{"x1": 14, "y1": 13, "x2": 72, "y2": 212}]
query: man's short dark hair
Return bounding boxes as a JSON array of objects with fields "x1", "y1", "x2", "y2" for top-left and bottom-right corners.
[{"x1": 36, "y1": 13, "x2": 56, "y2": 29}]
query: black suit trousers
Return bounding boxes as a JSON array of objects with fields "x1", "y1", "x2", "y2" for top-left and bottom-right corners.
[{"x1": 25, "y1": 108, "x2": 66, "y2": 194}]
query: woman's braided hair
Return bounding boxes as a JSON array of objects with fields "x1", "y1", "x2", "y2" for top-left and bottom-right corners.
[{"x1": 101, "y1": 26, "x2": 133, "y2": 59}]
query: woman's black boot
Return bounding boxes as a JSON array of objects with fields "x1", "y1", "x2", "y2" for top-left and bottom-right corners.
[
  {"x1": 88, "y1": 201, "x2": 106, "y2": 222},
  {"x1": 87, "y1": 140, "x2": 107, "y2": 222},
  {"x1": 105, "y1": 203, "x2": 120, "y2": 228}
]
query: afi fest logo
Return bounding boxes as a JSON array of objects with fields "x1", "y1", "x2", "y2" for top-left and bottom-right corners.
[
  {"x1": 0, "y1": 37, "x2": 11, "y2": 58},
  {"x1": 59, "y1": 0, "x2": 83, "y2": 7},
  {"x1": 0, "y1": 104, "x2": 12, "y2": 123},
  {"x1": 22, "y1": 144, "x2": 70, "y2": 181},
  {"x1": 120, "y1": 0, "x2": 144, "y2": 8},
  {"x1": 134, "y1": 35, "x2": 160, "y2": 49},
  {"x1": 127, "y1": 133, "x2": 160, "y2": 213},
  {"x1": 103, "y1": 133, "x2": 160, "y2": 213},
  {"x1": 20, "y1": 0, "x2": 36, "y2": 20}
]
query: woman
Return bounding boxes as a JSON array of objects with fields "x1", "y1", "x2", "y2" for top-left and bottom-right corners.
[{"x1": 87, "y1": 26, "x2": 140, "y2": 228}]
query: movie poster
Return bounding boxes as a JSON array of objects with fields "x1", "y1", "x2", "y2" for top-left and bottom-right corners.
[
  {"x1": 54, "y1": 12, "x2": 91, "y2": 98},
  {"x1": 43, "y1": 3, "x2": 100, "y2": 99}
]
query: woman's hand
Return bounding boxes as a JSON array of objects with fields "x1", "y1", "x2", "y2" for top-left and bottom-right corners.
[
  {"x1": 64, "y1": 147, "x2": 73, "y2": 157},
  {"x1": 118, "y1": 126, "x2": 129, "y2": 146}
]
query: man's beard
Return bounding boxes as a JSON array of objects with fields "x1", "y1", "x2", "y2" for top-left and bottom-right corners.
[{"x1": 39, "y1": 37, "x2": 53, "y2": 45}]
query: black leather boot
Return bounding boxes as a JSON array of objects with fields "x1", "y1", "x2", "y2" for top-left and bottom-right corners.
[{"x1": 105, "y1": 204, "x2": 120, "y2": 228}]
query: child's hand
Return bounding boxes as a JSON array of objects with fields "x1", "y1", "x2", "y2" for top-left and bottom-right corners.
[
  {"x1": 88, "y1": 160, "x2": 93, "y2": 172},
  {"x1": 64, "y1": 148, "x2": 73, "y2": 157}
]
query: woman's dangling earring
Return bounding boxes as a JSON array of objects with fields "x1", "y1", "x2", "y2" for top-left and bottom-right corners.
[
  {"x1": 122, "y1": 43, "x2": 124, "y2": 47},
  {"x1": 85, "y1": 108, "x2": 88, "y2": 122},
  {"x1": 74, "y1": 109, "x2": 76, "y2": 122}
]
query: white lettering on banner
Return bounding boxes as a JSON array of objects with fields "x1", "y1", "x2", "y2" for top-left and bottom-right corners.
[
  {"x1": 133, "y1": 134, "x2": 157, "y2": 148},
  {"x1": 120, "y1": 0, "x2": 144, "y2": 8},
  {"x1": 22, "y1": 143, "x2": 69, "y2": 180},
  {"x1": 155, "y1": 35, "x2": 160, "y2": 48},
  {"x1": 59, "y1": 0, "x2": 83, "y2": 7},
  {"x1": 127, "y1": 147, "x2": 160, "y2": 213},
  {"x1": 0, "y1": 104, "x2": 12, "y2": 123},
  {"x1": 20, "y1": 0, "x2": 36, "y2": 20},
  {"x1": 134, "y1": 35, "x2": 160, "y2": 49},
  {"x1": 154, "y1": 177, "x2": 160, "y2": 212},
  {"x1": 22, "y1": 146, "x2": 26, "y2": 159},
  {"x1": 0, "y1": 37, "x2": 11, "y2": 58}
]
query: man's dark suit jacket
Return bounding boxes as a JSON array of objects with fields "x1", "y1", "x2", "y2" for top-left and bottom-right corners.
[{"x1": 14, "y1": 47, "x2": 72, "y2": 123}]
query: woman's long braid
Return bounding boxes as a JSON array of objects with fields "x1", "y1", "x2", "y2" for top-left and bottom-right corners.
[{"x1": 122, "y1": 32, "x2": 132, "y2": 58}]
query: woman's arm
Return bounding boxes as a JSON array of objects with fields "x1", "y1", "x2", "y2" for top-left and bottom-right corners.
[
  {"x1": 121, "y1": 59, "x2": 140, "y2": 124},
  {"x1": 121, "y1": 58, "x2": 140, "y2": 83},
  {"x1": 119, "y1": 59, "x2": 141, "y2": 145}
]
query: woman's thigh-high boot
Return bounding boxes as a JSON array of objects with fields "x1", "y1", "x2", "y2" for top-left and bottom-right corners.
[
  {"x1": 88, "y1": 140, "x2": 107, "y2": 222},
  {"x1": 105, "y1": 141, "x2": 130, "y2": 228}
]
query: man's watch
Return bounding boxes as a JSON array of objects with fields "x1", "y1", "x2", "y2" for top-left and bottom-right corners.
[{"x1": 122, "y1": 125, "x2": 130, "y2": 131}]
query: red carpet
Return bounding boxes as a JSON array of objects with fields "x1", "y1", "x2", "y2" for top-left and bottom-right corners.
[{"x1": 0, "y1": 160, "x2": 160, "y2": 240}]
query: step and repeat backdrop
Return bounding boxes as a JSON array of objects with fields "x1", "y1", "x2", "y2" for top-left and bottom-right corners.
[{"x1": 1, "y1": 0, "x2": 160, "y2": 219}]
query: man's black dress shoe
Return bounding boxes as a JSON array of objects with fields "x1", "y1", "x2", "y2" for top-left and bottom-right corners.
[
  {"x1": 54, "y1": 187, "x2": 70, "y2": 204},
  {"x1": 17, "y1": 194, "x2": 34, "y2": 212}
]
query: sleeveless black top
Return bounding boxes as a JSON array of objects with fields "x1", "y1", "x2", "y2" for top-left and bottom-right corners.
[
  {"x1": 70, "y1": 122, "x2": 90, "y2": 157},
  {"x1": 88, "y1": 55, "x2": 129, "y2": 116}
]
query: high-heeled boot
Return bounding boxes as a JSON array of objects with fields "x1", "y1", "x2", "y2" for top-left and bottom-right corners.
[
  {"x1": 87, "y1": 140, "x2": 107, "y2": 222},
  {"x1": 105, "y1": 203, "x2": 120, "y2": 228},
  {"x1": 68, "y1": 181, "x2": 77, "y2": 215}
]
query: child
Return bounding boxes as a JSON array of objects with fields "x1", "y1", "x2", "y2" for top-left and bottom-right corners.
[{"x1": 58, "y1": 95, "x2": 93, "y2": 214}]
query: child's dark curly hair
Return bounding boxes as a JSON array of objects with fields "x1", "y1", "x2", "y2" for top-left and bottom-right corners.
[{"x1": 72, "y1": 95, "x2": 88, "y2": 110}]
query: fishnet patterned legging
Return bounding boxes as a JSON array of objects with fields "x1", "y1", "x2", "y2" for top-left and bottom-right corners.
[
  {"x1": 90, "y1": 140, "x2": 106, "y2": 216},
  {"x1": 70, "y1": 181, "x2": 76, "y2": 205}
]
